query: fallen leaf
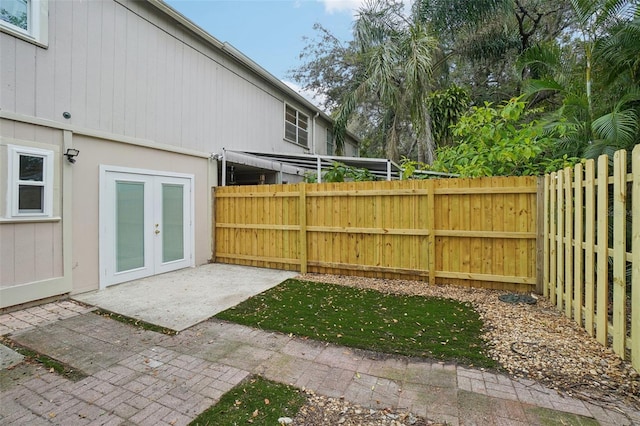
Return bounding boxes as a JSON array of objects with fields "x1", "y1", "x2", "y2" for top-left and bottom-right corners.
[
  {"x1": 252, "y1": 409, "x2": 259, "y2": 417},
  {"x1": 264, "y1": 398, "x2": 270, "y2": 405}
]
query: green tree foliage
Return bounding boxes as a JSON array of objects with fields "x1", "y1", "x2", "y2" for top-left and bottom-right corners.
[
  {"x1": 290, "y1": 0, "x2": 639, "y2": 178},
  {"x1": 429, "y1": 98, "x2": 578, "y2": 177},
  {"x1": 288, "y1": 23, "x2": 361, "y2": 113},
  {"x1": 303, "y1": 162, "x2": 377, "y2": 183},
  {"x1": 289, "y1": 1, "x2": 440, "y2": 163},
  {"x1": 414, "y1": 0, "x2": 574, "y2": 103},
  {"x1": 428, "y1": 84, "x2": 470, "y2": 147},
  {"x1": 519, "y1": 0, "x2": 640, "y2": 159},
  {"x1": 333, "y1": 0, "x2": 439, "y2": 164}
]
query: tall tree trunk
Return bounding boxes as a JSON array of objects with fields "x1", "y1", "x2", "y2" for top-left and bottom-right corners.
[
  {"x1": 386, "y1": 119, "x2": 401, "y2": 162},
  {"x1": 417, "y1": 136, "x2": 426, "y2": 163},
  {"x1": 424, "y1": 111, "x2": 435, "y2": 165}
]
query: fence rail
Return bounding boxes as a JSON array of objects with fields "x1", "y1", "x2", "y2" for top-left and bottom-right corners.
[
  {"x1": 214, "y1": 176, "x2": 538, "y2": 292},
  {"x1": 543, "y1": 145, "x2": 639, "y2": 371}
]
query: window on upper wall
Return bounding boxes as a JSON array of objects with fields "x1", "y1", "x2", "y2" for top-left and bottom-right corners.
[
  {"x1": 326, "y1": 129, "x2": 334, "y2": 155},
  {"x1": 0, "y1": 0, "x2": 48, "y2": 47},
  {"x1": 7, "y1": 145, "x2": 54, "y2": 218},
  {"x1": 284, "y1": 105, "x2": 309, "y2": 147}
]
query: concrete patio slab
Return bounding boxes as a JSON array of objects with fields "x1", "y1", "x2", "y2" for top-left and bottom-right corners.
[
  {"x1": 72, "y1": 264, "x2": 297, "y2": 331},
  {"x1": 0, "y1": 343, "x2": 23, "y2": 370}
]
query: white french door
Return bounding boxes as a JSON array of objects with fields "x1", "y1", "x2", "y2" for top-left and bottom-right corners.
[{"x1": 100, "y1": 168, "x2": 193, "y2": 288}]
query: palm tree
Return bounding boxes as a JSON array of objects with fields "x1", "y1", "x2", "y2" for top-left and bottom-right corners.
[
  {"x1": 413, "y1": 0, "x2": 574, "y2": 103},
  {"x1": 333, "y1": 0, "x2": 438, "y2": 164},
  {"x1": 518, "y1": 0, "x2": 640, "y2": 158}
]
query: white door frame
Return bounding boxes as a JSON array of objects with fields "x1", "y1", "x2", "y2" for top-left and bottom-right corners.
[{"x1": 99, "y1": 165, "x2": 195, "y2": 289}]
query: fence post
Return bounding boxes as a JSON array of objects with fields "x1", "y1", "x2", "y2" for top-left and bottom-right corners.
[
  {"x1": 427, "y1": 181, "x2": 436, "y2": 285},
  {"x1": 211, "y1": 187, "x2": 216, "y2": 262},
  {"x1": 632, "y1": 144, "x2": 640, "y2": 371},
  {"x1": 299, "y1": 183, "x2": 308, "y2": 274},
  {"x1": 537, "y1": 176, "x2": 546, "y2": 295}
]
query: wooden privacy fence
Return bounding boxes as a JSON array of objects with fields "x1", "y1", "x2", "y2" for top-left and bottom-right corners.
[
  {"x1": 214, "y1": 176, "x2": 538, "y2": 292},
  {"x1": 543, "y1": 145, "x2": 639, "y2": 371}
]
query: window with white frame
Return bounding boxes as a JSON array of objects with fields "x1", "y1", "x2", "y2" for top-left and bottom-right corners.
[
  {"x1": 326, "y1": 129, "x2": 334, "y2": 155},
  {"x1": 0, "y1": 0, "x2": 48, "y2": 47},
  {"x1": 7, "y1": 145, "x2": 54, "y2": 217},
  {"x1": 284, "y1": 105, "x2": 309, "y2": 147}
]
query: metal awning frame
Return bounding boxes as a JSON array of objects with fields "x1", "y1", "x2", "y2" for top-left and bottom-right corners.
[{"x1": 219, "y1": 149, "x2": 403, "y2": 185}]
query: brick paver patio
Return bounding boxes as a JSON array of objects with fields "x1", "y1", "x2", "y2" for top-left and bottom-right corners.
[{"x1": 1, "y1": 301, "x2": 638, "y2": 425}]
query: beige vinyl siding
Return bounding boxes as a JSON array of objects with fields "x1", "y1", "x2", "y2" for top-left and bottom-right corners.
[
  {"x1": 0, "y1": 222, "x2": 63, "y2": 288},
  {"x1": 69, "y1": 134, "x2": 210, "y2": 294},
  {"x1": 0, "y1": 0, "x2": 325, "y2": 156},
  {"x1": 0, "y1": 121, "x2": 64, "y2": 288}
]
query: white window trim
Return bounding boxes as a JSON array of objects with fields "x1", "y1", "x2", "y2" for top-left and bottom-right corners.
[
  {"x1": 6, "y1": 144, "x2": 54, "y2": 218},
  {"x1": 326, "y1": 129, "x2": 334, "y2": 155},
  {"x1": 284, "y1": 104, "x2": 309, "y2": 148},
  {"x1": 0, "y1": 0, "x2": 48, "y2": 48}
]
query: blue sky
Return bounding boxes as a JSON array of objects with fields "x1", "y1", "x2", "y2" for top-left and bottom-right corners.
[{"x1": 165, "y1": 0, "x2": 364, "y2": 100}]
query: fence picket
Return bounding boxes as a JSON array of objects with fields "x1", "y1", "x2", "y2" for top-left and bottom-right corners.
[
  {"x1": 564, "y1": 168, "x2": 574, "y2": 318},
  {"x1": 543, "y1": 175, "x2": 551, "y2": 298},
  {"x1": 632, "y1": 144, "x2": 640, "y2": 371},
  {"x1": 549, "y1": 172, "x2": 557, "y2": 303},
  {"x1": 596, "y1": 155, "x2": 609, "y2": 346},
  {"x1": 584, "y1": 160, "x2": 596, "y2": 337},
  {"x1": 557, "y1": 171, "x2": 565, "y2": 310},
  {"x1": 574, "y1": 163, "x2": 584, "y2": 326},
  {"x1": 612, "y1": 150, "x2": 627, "y2": 357}
]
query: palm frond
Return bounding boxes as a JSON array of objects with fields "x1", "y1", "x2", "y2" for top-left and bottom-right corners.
[
  {"x1": 523, "y1": 78, "x2": 566, "y2": 96},
  {"x1": 591, "y1": 105, "x2": 639, "y2": 146}
]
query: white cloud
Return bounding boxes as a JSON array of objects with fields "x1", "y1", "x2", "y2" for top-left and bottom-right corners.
[
  {"x1": 319, "y1": 0, "x2": 367, "y2": 15},
  {"x1": 282, "y1": 80, "x2": 329, "y2": 113},
  {"x1": 319, "y1": 0, "x2": 412, "y2": 17}
]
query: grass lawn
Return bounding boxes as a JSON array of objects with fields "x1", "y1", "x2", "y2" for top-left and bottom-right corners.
[
  {"x1": 189, "y1": 376, "x2": 304, "y2": 426},
  {"x1": 216, "y1": 279, "x2": 496, "y2": 368}
]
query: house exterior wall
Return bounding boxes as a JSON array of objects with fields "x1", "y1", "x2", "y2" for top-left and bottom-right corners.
[
  {"x1": 70, "y1": 135, "x2": 210, "y2": 294},
  {"x1": 0, "y1": 0, "x2": 358, "y2": 308},
  {"x1": 0, "y1": 120, "x2": 69, "y2": 307},
  {"x1": 0, "y1": 121, "x2": 64, "y2": 289},
  {"x1": 0, "y1": 0, "x2": 351, "y2": 156}
]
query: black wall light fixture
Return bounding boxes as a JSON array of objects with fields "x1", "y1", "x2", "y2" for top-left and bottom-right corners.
[{"x1": 64, "y1": 148, "x2": 80, "y2": 163}]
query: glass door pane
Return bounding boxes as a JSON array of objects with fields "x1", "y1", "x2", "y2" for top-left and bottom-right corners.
[
  {"x1": 162, "y1": 183, "x2": 184, "y2": 263},
  {"x1": 116, "y1": 181, "x2": 145, "y2": 272}
]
